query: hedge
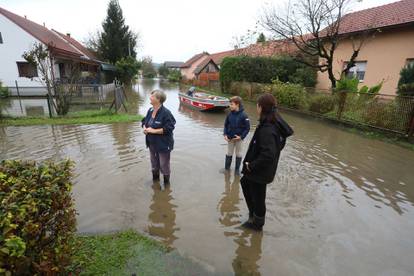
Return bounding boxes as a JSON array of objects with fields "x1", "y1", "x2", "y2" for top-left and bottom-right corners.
[
  {"x1": 0, "y1": 159, "x2": 76, "y2": 275},
  {"x1": 220, "y1": 55, "x2": 316, "y2": 92}
]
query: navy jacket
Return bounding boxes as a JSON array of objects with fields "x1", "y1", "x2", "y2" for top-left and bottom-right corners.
[
  {"x1": 141, "y1": 105, "x2": 176, "y2": 152},
  {"x1": 223, "y1": 107, "x2": 250, "y2": 140}
]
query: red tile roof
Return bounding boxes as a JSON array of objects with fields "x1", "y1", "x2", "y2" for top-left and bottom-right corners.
[
  {"x1": 53, "y1": 30, "x2": 97, "y2": 60},
  {"x1": 181, "y1": 52, "x2": 209, "y2": 68},
  {"x1": 0, "y1": 6, "x2": 81, "y2": 57},
  {"x1": 337, "y1": 0, "x2": 414, "y2": 35}
]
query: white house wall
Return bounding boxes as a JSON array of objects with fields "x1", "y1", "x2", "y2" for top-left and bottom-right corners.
[{"x1": 0, "y1": 13, "x2": 45, "y2": 89}]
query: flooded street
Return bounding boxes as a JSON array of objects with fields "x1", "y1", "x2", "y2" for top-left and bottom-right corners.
[{"x1": 1, "y1": 79, "x2": 414, "y2": 275}]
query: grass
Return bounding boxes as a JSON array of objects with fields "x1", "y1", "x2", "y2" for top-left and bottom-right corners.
[
  {"x1": 69, "y1": 230, "x2": 213, "y2": 276},
  {"x1": 0, "y1": 110, "x2": 143, "y2": 126}
]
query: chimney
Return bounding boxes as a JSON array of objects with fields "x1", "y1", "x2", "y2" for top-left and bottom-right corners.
[
  {"x1": 43, "y1": 22, "x2": 46, "y2": 27},
  {"x1": 24, "y1": 15, "x2": 27, "y2": 19},
  {"x1": 66, "y1": 33, "x2": 71, "y2": 38}
]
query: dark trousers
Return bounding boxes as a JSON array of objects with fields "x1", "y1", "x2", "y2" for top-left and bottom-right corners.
[
  {"x1": 240, "y1": 177, "x2": 267, "y2": 217},
  {"x1": 149, "y1": 145, "x2": 171, "y2": 175}
]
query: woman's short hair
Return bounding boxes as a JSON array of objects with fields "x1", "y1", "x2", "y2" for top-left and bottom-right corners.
[
  {"x1": 151, "y1": 89, "x2": 167, "y2": 104},
  {"x1": 230, "y1": 96, "x2": 242, "y2": 106}
]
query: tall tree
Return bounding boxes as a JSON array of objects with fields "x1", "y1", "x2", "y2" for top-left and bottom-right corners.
[
  {"x1": 261, "y1": 0, "x2": 374, "y2": 88},
  {"x1": 98, "y1": 0, "x2": 138, "y2": 63}
]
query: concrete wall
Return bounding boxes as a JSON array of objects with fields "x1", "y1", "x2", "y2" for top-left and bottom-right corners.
[{"x1": 316, "y1": 27, "x2": 414, "y2": 95}]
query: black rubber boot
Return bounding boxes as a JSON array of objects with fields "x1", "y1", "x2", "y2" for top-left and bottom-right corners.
[
  {"x1": 152, "y1": 171, "x2": 160, "y2": 181},
  {"x1": 242, "y1": 214, "x2": 265, "y2": 231},
  {"x1": 241, "y1": 212, "x2": 254, "y2": 228},
  {"x1": 164, "y1": 175, "x2": 170, "y2": 185},
  {"x1": 235, "y1": 157, "x2": 242, "y2": 175},
  {"x1": 225, "y1": 155, "x2": 232, "y2": 170}
]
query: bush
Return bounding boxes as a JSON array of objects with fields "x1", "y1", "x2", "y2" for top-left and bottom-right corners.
[
  {"x1": 220, "y1": 55, "x2": 317, "y2": 92},
  {"x1": 0, "y1": 81, "x2": 10, "y2": 98},
  {"x1": 167, "y1": 70, "x2": 182, "y2": 82},
  {"x1": 0, "y1": 159, "x2": 76, "y2": 275},
  {"x1": 397, "y1": 63, "x2": 414, "y2": 96},
  {"x1": 116, "y1": 56, "x2": 141, "y2": 85},
  {"x1": 308, "y1": 94, "x2": 336, "y2": 114},
  {"x1": 271, "y1": 80, "x2": 308, "y2": 109}
]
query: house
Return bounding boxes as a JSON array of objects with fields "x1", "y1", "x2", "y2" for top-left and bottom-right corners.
[
  {"x1": 0, "y1": 6, "x2": 113, "y2": 95},
  {"x1": 164, "y1": 61, "x2": 184, "y2": 69},
  {"x1": 316, "y1": 0, "x2": 414, "y2": 95},
  {"x1": 193, "y1": 58, "x2": 219, "y2": 79},
  {"x1": 180, "y1": 52, "x2": 210, "y2": 80}
]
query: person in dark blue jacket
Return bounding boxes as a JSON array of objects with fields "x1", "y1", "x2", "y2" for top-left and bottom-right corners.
[
  {"x1": 223, "y1": 96, "x2": 250, "y2": 175},
  {"x1": 142, "y1": 90, "x2": 176, "y2": 185}
]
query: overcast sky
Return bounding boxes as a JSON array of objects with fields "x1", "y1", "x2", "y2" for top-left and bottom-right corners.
[{"x1": 1, "y1": 0, "x2": 398, "y2": 63}]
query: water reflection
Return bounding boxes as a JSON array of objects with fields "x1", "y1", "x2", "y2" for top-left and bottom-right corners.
[
  {"x1": 147, "y1": 183, "x2": 179, "y2": 247},
  {"x1": 217, "y1": 172, "x2": 263, "y2": 275},
  {"x1": 178, "y1": 103, "x2": 224, "y2": 128},
  {"x1": 232, "y1": 230, "x2": 263, "y2": 276}
]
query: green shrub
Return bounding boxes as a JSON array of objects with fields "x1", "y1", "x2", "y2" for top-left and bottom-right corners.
[
  {"x1": 116, "y1": 56, "x2": 141, "y2": 85},
  {"x1": 271, "y1": 79, "x2": 308, "y2": 109},
  {"x1": 398, "y1": 63, "x2": 414, "y2": 87},
  {"x1": 308, "y1": 94, "x2": 336, "y2": 114},
  {"x1": 220, "y1": 55, "x2": 317, "y2": 92},
  {"x1": 335, "y1": 77, "x2": 359, "y2": 92},
  {"x1": 0, "y1": 81, "x2": 9, "y2": 98},
  {"x1": 398, "y1": 83, "x2": 414, "y2": 96},
  {"x1": 0, "y1": 159, "x2": 76, "y2": 275},
  {"x1": 167, "y1": 70, "x2": 182, "y2": 82}
]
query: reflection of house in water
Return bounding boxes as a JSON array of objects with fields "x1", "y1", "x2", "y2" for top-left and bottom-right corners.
[
  {"x1": 1, "y1": 98, "x2": 50, "y2": 117},
  {"x1": 147, "y1": 184, "x2": 179, "y2": 247}
]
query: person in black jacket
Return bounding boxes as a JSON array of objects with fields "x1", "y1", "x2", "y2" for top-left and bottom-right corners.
[
  {"x1": 241, "y1": 93, "x2": 293, "y2": 231},
  {"x1": 142, "y1": 90, "x2": 176, "y2": 185},
  {"x1": 223, "y1": 96, "x2": 250, "y2": 175}
]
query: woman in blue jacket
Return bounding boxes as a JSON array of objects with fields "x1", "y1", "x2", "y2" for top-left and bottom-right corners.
[
  {"x1": 142, "y1": 90, "x2": 176, "y2": 185},
  {"x1": 223, "y1": 96, "x2": 250, "y2": 175}
]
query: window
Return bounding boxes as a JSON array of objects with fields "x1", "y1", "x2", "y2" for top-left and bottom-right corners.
[
  {"x1": 0, "y1": 32, "x2": 3, "y2": 44},
  {"x1": 17, "y1": 62, "x2": 38, "y2": 78},
  {"x1": 344, "y1": 61, "x2": 367, "y2": 82}
]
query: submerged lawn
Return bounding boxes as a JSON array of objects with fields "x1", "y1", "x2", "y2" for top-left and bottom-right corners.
[
  {"x1": 0, "y1": 110, "x2": 142, "y2": 126},
  {"x1": 70, "y1": 230, "x2": 213, "y2": 276}
]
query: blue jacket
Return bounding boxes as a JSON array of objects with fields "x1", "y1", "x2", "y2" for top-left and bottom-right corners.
[
  {"x1": 141, "y1": 105, "x2": 176, "y2": 152},
  {"x1": 223, "y1": 106, "x2": 250, "y2": 140}
]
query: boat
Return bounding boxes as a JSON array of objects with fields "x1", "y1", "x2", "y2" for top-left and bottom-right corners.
[{"x1": 178, "y1": 91, "x2": 230, "y2": 111}]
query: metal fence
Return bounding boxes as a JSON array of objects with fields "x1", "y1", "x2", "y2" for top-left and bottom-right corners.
[
  {"x1": 1, "y1": 82, "x2": 123, "y2": 118},
  {"x1": 227, "y1": 81, "x2": 414, "y2": 137}
]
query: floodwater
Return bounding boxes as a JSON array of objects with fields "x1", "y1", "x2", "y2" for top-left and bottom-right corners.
[{"x1": 1, "y1": 79, "x2": 414, "y2": 276}]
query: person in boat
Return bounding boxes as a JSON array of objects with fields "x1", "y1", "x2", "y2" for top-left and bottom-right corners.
[
  {"x1": 142, "y1": 90, "x2": 176, "y2": 185},
  {"x1": 187, "y1": 86, "x2": 196, "y2": 97},
  {"x1": 240, "y1": 93, "x2": 293, "y2": 231},
  {"x1": 223, "y1": 96, "x2": 250, "y2": 175}
]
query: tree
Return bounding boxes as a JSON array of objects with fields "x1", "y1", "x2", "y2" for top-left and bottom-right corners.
[
  {"x1": 261, "y1": 0, "x2": 374, "y2": 88},
  {"x1": 97, "y1": 0, "x2": 138, "y2": 63},
  {"x1": 23, "y1": 43, "x2": 80, "y2": 115},
  {"x1": 257, "y1": 33, "x2": 266, "y2": 43},
  {"x1": 398, "y1": 63, "x2": 414, "y2": 96},
  {"x1": 115, "y1": 56, "x2": 141, "y2": 85},
  {"x1": 158, "y1": 64, "x2": 170, "y2": 78},
  {"x1": 141, "y1": 56, "x2": 157, "y2": 78}
]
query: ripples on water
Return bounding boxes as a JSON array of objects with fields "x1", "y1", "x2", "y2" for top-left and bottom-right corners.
[{"x1": 1, "y1": 79, "x2": 414, "y2": 275}]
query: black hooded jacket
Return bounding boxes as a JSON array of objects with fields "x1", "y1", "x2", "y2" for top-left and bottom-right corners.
[{"x1": 241, "y1": 115, "x2": 293, "y2": 184}]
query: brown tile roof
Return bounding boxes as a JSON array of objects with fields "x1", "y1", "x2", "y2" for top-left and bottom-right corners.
[
  {"x1": 337, "y1": 0, "x2": 414, "y2": 35},
  {"x1": 194, "y1": 58, "x2": 219, "y2": 75},
  {"x1": 0, "y1": 6, "x2": 81, "y2": 57},
  {"x1": 181, "y1": 52, "x2": 209, "y2": 68},
  {"x1": 52, "y1": 30, "x2": 97, "y2": 60},
  {"x1": 210, "y1": 49, "x2": 239, "y2": 65}
]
